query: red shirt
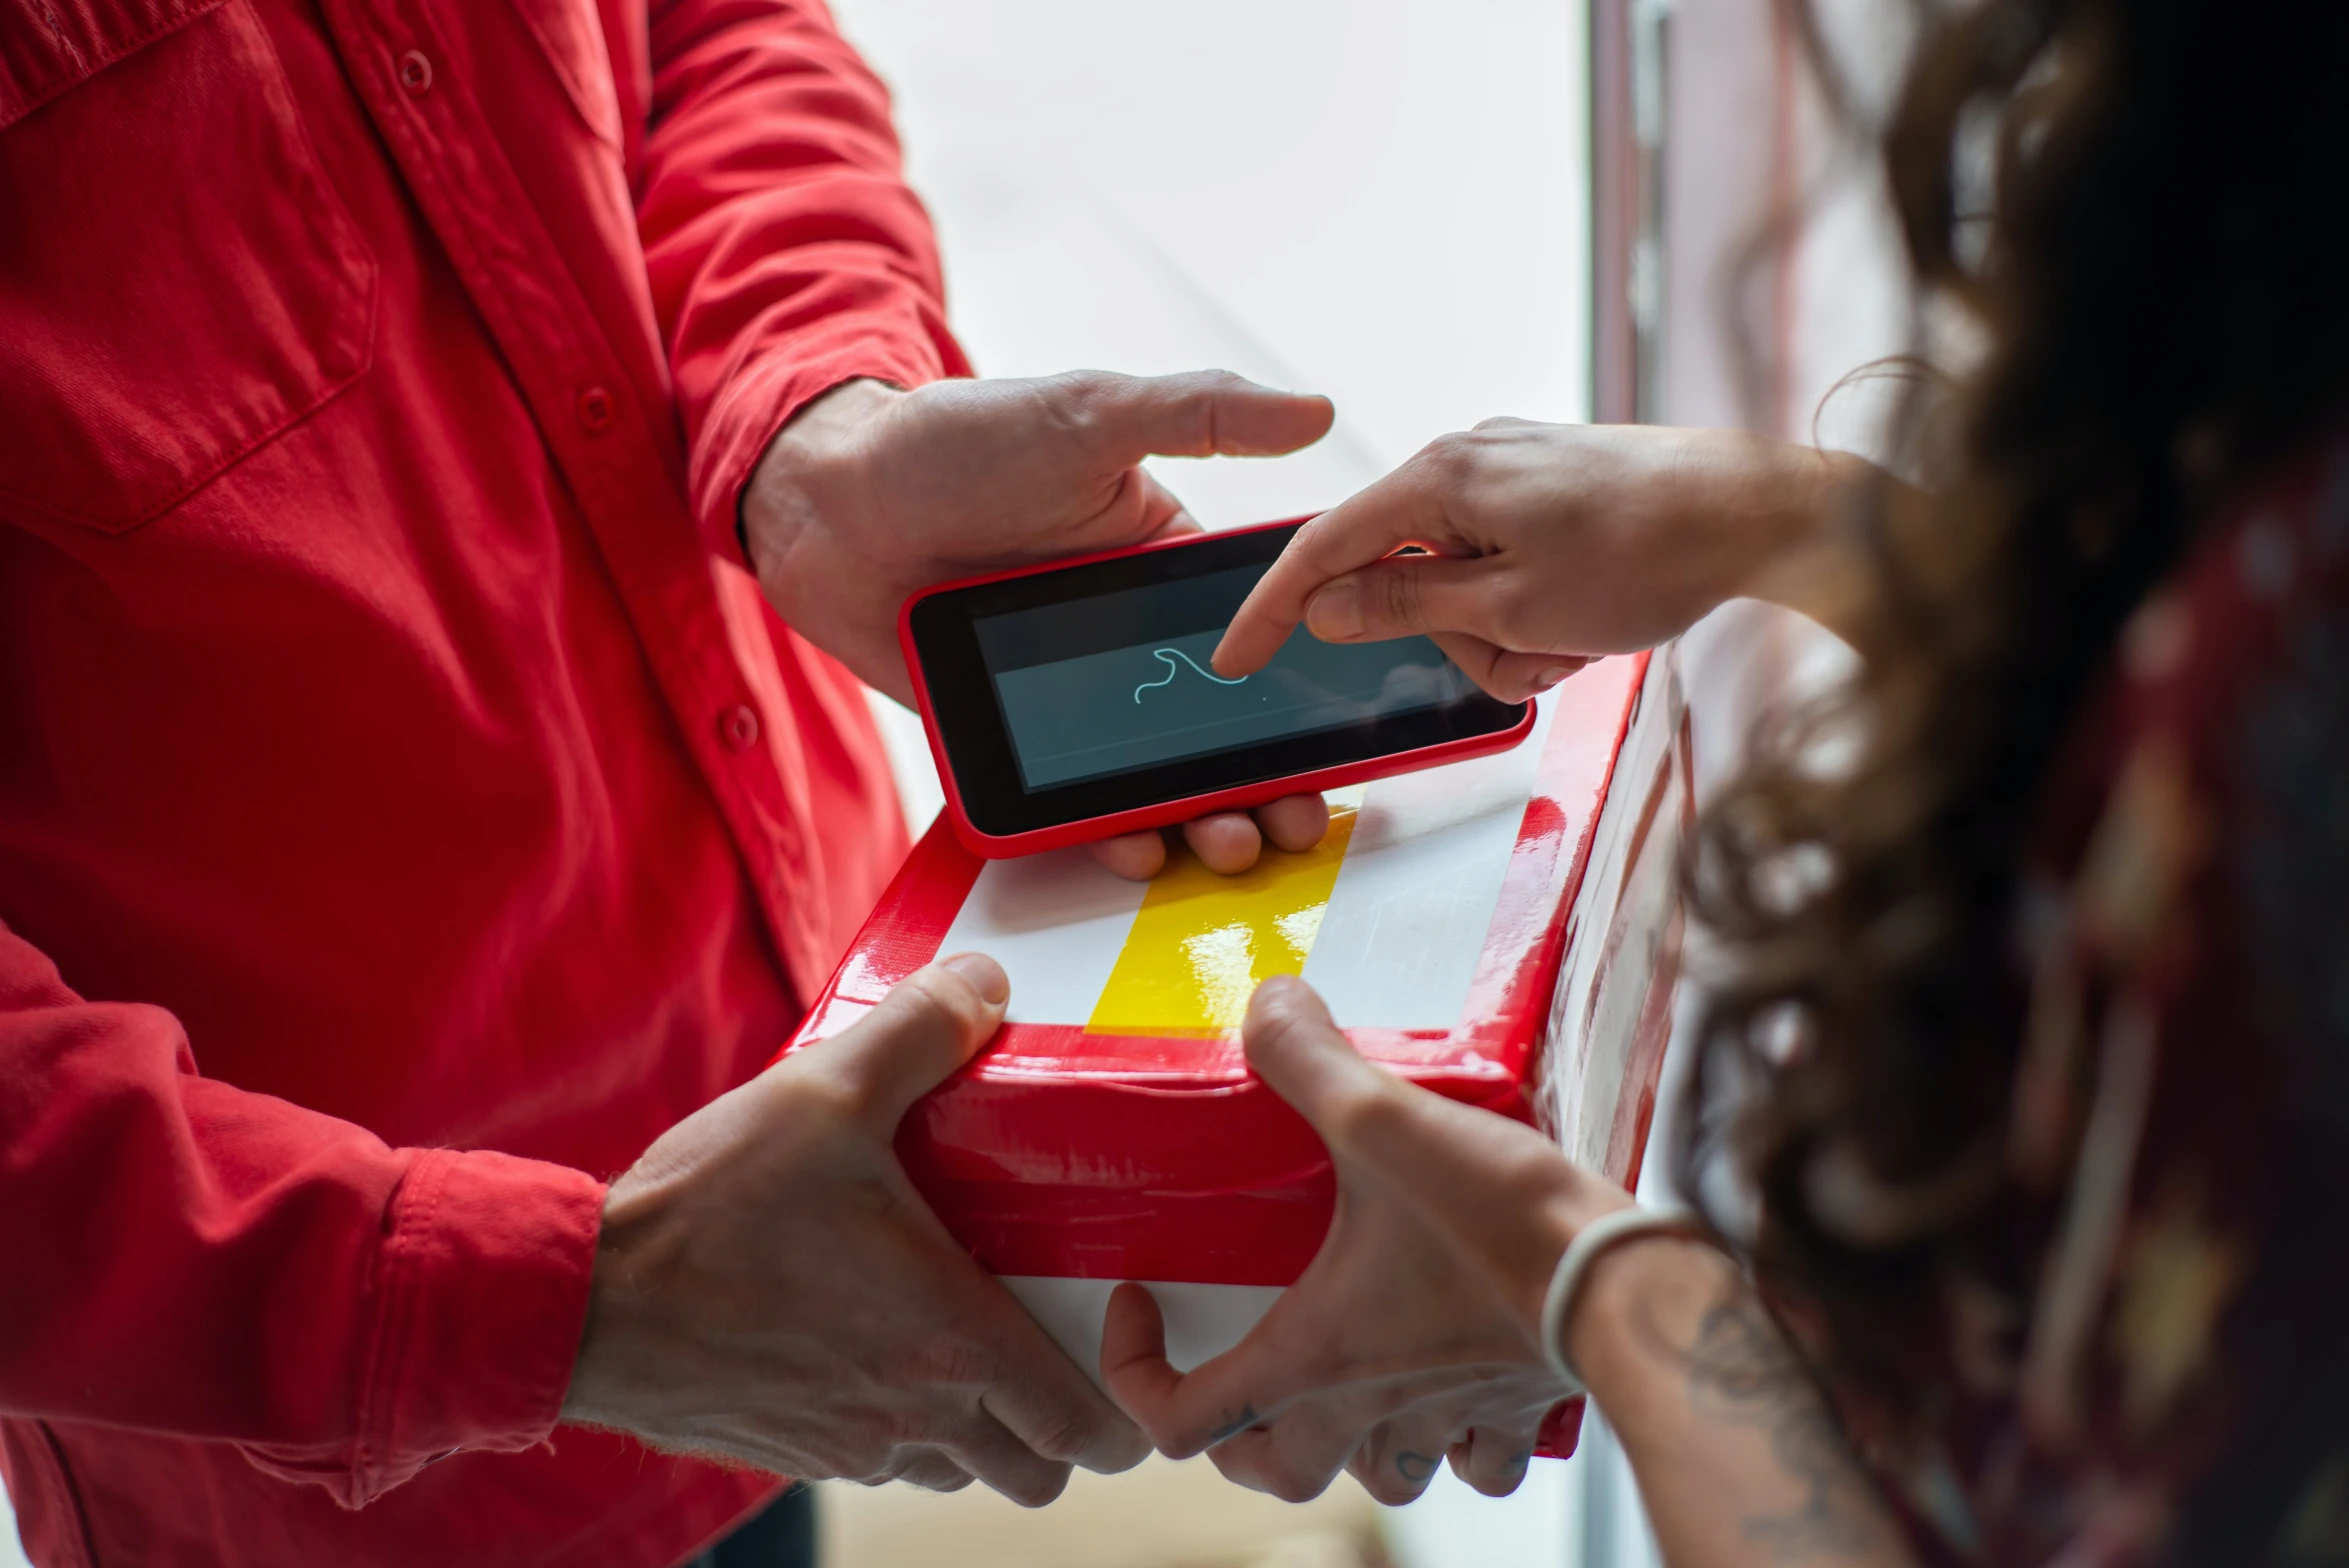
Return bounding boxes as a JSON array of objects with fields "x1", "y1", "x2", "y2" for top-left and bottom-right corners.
[{"x1": 0, "y1": 1, "x2": 966, "y2": 1563}]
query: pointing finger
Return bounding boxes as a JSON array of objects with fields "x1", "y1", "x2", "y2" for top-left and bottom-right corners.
[{"x1": 1212, "y1": 452, "x2": 1467, "y2": 677}]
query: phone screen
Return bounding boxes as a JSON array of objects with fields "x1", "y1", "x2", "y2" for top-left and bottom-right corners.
[
  {"x1": 904, "y1": 521, "x2": 1526, "y2": 841},
  {"x1": 973, "y1": 563, "x2": 1473, "y2": 789}
]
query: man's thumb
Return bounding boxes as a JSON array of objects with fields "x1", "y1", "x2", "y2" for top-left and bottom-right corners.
[
  {"x1": 1071, "y1": 369, "x2": 1335, "y2": 461},
  {"x1": 829, "y1": 954, "x2": 1009, "y2": 1129}
]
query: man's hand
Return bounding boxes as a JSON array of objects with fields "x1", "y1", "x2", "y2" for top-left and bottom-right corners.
[
  {"x1": 562, "y1": 954, "x2": 1148, "y2": 1504},
  {"x1": 744, "y1": 370, "x2": 1333, "y2": 704},
  {"x1": 745, "y1": 370, "x2": 1337, "y2": 878},
  {"x1": 1212, "y1": 422, "x2": 1879, "y2": 702},
  {"x1": 1100, "y1": 976, "x2": 1628, "y2": 1505}
]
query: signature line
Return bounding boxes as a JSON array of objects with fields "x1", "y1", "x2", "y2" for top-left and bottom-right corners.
[{"x1": 1133, "y1": 648, "x2": 1251, "y2": 704}]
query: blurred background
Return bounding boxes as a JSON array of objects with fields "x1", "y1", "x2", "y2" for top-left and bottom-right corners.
[{"x1": 1, "y1": 0, "x2": 1910, "y2": 1562}]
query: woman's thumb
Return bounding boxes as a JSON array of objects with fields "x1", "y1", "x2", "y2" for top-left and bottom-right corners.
[{"x1": 1240, "y1": 976, "x2": 1399, "y2": 1150}]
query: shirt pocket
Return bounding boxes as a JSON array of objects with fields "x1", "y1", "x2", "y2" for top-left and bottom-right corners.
[{"x1": 0, "y1": 0, "x2": 376, "y2": 535}]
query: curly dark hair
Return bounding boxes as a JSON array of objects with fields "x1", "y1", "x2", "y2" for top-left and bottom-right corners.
[{"x1": 1682, "y1": 0, "x2": 2349, "y2": 1452}]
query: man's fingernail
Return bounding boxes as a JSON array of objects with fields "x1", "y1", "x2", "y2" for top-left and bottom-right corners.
[
  {"x1": 1305, "y1": 582, "x2": 1363, "y2": 639},
  {"x1": 1534, "y1": 664, "x2": 1578, "y2": 691},
  {"x1": 942, "y1": 952, "x2": 1010, "y2": 1006}
]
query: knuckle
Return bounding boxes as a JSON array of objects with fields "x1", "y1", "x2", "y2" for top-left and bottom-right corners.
[
  {"x1": 785, "y1": 1066, "x2": 867, "y2": 1128},
  {"x1": 878, "y1": 1407, "x2": 935, "y2": 1455},
  {"x1": 1047, "y1": 367, "x2": 1112, "y2": 402},
  {"x1": 1492, "y1": 594, "x2": 1544, "y2": 650},
  {"x1": 1265, "y1": 1465, "x2": 1326, "y2": 1505},
  {"x1": 1420, "y1": 430, "x2": 1478, "y2": 482},
  {"x1": 922, "y1": 1336, "x2": 997, "y2": 1392},
  {"x1": 1040, "y1": 370, "x2": 1113, "y2": 433},
  {"x1": 1374, "y1": 564, "x2": 1422, "y2": 629},
  {"x1": 898, "y1": 967, "x2": 989, "y2": 1037},
  {"x1": 905, "y1": 1455, "x2": 974, "y2": 1493},
  {"x1": 1020, "y1": 1411, "x2": 1094, "y2": 1466},
  {"x1": 1326, "y1": 1080, "x2": 1408, "y2": 1148},
  {"x1": 1247, "y1": 991, "x2": 1325, "y2": 1056}
]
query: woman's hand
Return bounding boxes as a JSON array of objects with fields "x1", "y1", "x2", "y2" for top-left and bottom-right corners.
[
  {"x1": 1099, "y1": 975, "x2": 1632, "y2": 1505},
  {"x1": 1211, "y1": 422, "x2": 1877, "y2": 701},
  {"x1": 1104, "y1": 975, "x2": 1916, "y2": 1567}
]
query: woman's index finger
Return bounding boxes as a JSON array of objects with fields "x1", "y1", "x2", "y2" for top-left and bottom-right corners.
[{"x1": 1212, "y1": 474, "x2": 1444, "y2": 677}]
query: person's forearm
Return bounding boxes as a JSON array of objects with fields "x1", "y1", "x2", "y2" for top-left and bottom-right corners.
[
  {"x1": 1734, "y1": 446, "x2": 1904, "y2": 648},
  {"x1": 639, "y1": 0, "x2": 966, "y2": 568},
  {"x1": 1568, "y1": 1239, "x2": 1915, "y2": 1568}
]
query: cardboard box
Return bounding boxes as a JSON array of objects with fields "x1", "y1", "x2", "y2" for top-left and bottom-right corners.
[{"x1": 783, "y1": 648, "x2": 1692, "y2": 1455}]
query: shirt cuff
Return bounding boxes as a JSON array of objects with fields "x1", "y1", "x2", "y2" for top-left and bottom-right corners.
[
  {"x1": 691, "y1": 322, "x2": 963, "y2": 572},
  {"x1": 345, "y1": 1147, "x2": 606, "y2": 1507}
]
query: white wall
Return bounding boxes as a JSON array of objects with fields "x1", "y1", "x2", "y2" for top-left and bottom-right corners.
[
  {"x1": 1, "y1": 1479, "x2": 27, "y2": 1568},
  {"x1": 835, "y1": 0, "x2": 1592, "y2": 484}
]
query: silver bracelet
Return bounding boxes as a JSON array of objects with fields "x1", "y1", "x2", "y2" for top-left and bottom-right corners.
[{"x1": 1539, "y1": 1206, "x2": 1709, "y2": 1391}]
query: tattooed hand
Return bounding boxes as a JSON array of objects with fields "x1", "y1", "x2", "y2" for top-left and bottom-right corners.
[{"x1": 1099, "y1": 976, "x2": 1632, "y2": 1505}]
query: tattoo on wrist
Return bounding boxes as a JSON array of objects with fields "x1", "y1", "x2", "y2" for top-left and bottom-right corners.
[{"x1": 1685, "y1": 1293, "x2": 1893, "y2": 1560}]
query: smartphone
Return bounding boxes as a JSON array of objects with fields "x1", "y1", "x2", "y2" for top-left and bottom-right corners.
[{"x1": 899, "y1": 517, "x2": 1535, "y2": 856}]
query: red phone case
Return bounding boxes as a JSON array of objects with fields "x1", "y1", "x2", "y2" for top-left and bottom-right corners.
[{"x1": 898, "y1": 517, "x2": 1539, "y2": 857}]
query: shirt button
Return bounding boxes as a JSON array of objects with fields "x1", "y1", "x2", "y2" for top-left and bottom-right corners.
[
  {"x1": 396, "y1": 50, "x2": 433, "y2": 96},
  {"x1": 575, "y1": 385, "x2": 616, "y2": 434},
  {"x1": 718, "y1": 703, "x2": 761, "y2": 752}
]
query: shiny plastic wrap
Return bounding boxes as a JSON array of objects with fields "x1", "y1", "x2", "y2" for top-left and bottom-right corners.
[{"x1": 779, "y1": 649, "x2": 1692, "y2": 1457}]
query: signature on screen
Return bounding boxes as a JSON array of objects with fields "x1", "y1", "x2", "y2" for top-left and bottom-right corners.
[{"x1": 1132, "y1": 648, "x2": 1250, "y2": 705}]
